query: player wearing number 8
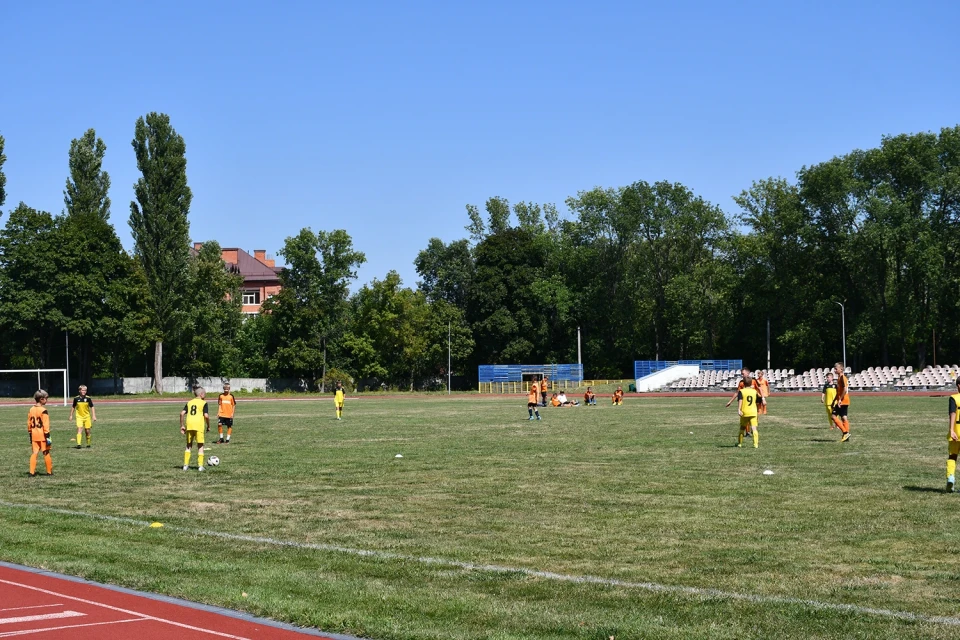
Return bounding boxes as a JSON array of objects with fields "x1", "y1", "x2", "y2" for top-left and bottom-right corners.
[
  {"x1": 737, "y1": 384, "x2": 760, "y2": 449},
  {"x1": 180, "y1": 387, "x2": 210, "y2": 471}
]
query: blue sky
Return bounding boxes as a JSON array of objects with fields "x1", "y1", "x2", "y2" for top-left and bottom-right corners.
[{"x1": 2, "y1": 1, "x2": 958, "y2": 288}]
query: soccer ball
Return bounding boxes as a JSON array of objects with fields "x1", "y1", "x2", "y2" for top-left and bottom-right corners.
[{"x1": 207, "y1": 456, "x2": 220, "y2": 467}]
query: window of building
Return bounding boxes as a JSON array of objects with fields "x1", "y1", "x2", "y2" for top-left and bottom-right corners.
[{"x1": 242, "y1": 290, "x2": 261, "y2": 305}]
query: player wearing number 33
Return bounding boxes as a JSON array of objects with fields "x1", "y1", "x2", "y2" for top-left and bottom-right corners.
[
  {"x1": 737, "y1": 383, "x2": 760, "y2": 449},
  {"x1": 180, "y1": 387, "x2": 210, "y2": 471}
]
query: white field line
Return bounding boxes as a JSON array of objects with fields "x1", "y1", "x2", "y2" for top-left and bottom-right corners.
[
  {"x1": 0, "y1": 610, "x2": 84, "y2": 625},
  {"x1": 0, "y1": 618, "x2": 145, "y2": 638},
  {"x1": 1, "y1": 500, "x2": 959, "y2": 627},
  {"x1": 0, "y1": 578, "x2": 254, "y2": 640},
  {"x1": 0, "y1": 605, "x2": 63, "y2": 613}
]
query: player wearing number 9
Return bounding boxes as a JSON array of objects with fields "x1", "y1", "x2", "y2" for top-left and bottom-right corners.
[
  {"x1": 180, "y1": 387, "x2": 210, "y2": 471},
  {"x1": 737, "y1": 385, "x2": 760, "y2": 449}
]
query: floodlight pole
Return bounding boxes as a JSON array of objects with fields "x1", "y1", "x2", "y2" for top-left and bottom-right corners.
[
  {"x1": 766, "y1": 317, "x2": 770, "y2": 371},
  {"x1": 447, "y1": 321, "x2": 451, "y2": 395},
  {"x1": 65, "y1": 331, "x2": 70, "y2": 395},
  {"x1": 834, "y1": 301, "x2": 846, "y2": 370}
]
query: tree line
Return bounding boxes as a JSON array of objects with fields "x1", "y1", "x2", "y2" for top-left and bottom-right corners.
[{"x1": 1, "y1": 118, "x2": 958, "y2": 390}]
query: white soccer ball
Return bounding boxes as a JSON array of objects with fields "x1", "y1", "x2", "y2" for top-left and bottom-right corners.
[{"x1": 207, "y1": 456, "x2": 220, "y2": 467}]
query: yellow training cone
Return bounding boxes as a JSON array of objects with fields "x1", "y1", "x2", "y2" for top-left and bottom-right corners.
[{"x1": 149, "y1": 522, "x2": 164, "y2": 528}]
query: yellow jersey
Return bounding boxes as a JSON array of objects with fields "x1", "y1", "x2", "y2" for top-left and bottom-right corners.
[
  {"x1": 738, "y1": 387, "x2": 760, "y2": 418},
  {"x1": 823, "y1": 382, "x2": 837, "y2": 407},
  {"x1": 73, "y1": 395, "x2": 93, "y2": 419},
  {"x1": 334, "y1": 387, "x2": 345, "y2": 404},
  {"x1": 183, "y1": 398, "x2": 208, "y2": 431}
]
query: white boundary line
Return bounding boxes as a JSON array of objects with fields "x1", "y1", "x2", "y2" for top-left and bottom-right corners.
[
  {"x1": 1, "y1": 500, "x2": 958, "y2": 628},
  {"x1": 0, "y1": 605, "x2": 63, "y2": 613},
  {"x1": 0, "y1": 578, "x2": 254, "y2": 639},
  {"x1": 0, "y1": 618, "x2": 145, "y2": 638}
]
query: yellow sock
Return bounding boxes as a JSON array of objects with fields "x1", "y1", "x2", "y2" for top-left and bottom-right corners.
[
  {"x1": 753, "y1": 428, "x2": 759, "y2": 447},
  {"x1": 85, "y1": 432, "x2": 91, "y2": 445},
  {"x1": 184, "y1": 450, "x2": 191, "y2": 467},
  {"x1": 738, "y1": 430, "x2": 744, "y2": 445},
  {"x1": 948, "y1": 459, "x2": 956, "y2": 478},
  {"x1": 77, "y1": 431, "x2": 82, "y2": 445},
  {"x1": 198, "y1": 453, "x2": 205, "y2": 467}
]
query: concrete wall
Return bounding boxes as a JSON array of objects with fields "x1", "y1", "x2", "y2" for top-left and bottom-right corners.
[{"x1": 0, "y1": 376, "x2": 310, "y2": 397}]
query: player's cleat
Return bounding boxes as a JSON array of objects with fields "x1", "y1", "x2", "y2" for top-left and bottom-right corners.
[
  {"x1": 28, "y1": 472, "x2": 36, "y2": 477},
  {"x1": 182, "y1": 465, "x2": 188, "y2": 471},
  {"x1": 536, "y1": 415, "x2": 542, "y2": 420},
  {"x1": 85, "y1": 445, "x2": 90, "y2": 448},
  {"x1": 753, "y1": 443, "x2": 758, "y2": 448},
  {"x1": 948, "y1": 476, "x2": 956, "y2": 493},
  {"x1": 736, "y1": 443, "x2": 742, "y2": 448},
  {"x1": 198, "y1": 466, "x2": 205, "y2": 472},
  {"x1": 217, "y1": 438, "x2": 223, "y2": 443},
  {"x1": 528, "y1": 416, "x2": 535, "y2": 420},
  {"x1": 46, "y1": 472, "x2": 53, "y2": 476},
  {"x1": 75, "y1": 445, "x2": 82, "y2": 449},
  {"x1": 840, "y1": 432, "x2": 851, "y2": 443}
]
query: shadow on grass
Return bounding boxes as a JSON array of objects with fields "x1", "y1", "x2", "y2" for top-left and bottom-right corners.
[
  {"x1": 902, "y1": 485, "x2": 948, "y2": 494},
  {"x1": 810, "y1": 438, "x2": 838, "y2": 442}
]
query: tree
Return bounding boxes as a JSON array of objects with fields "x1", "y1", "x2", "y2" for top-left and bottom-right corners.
[
  {"x1": 60, "y1": 129, "x2": 129, "y2": 384},
  {"x1": 177, "y1": 241, "x2": 243, "y2": 380},
  {"x1": 0, "y1": 133, "x2": 6, "y2": 213},
  {"x1": 263, "y1": 228, "x2": 365, "y2": 388},
  {"x1": 414, "y1": 237, "x2": 473, "y2": 309},
  {"x1": 128, "y1": 113, "x2": 192, "y2": 393}
]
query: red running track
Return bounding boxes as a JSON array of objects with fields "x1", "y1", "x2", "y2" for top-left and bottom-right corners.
[{"x1": 0, "y1": 564, "x2": 344, "y2": 639}]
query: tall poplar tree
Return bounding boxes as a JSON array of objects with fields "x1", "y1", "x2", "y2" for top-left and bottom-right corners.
[
  {"x1": 0, "y1": 133, "x2": 7, "y2": 212},
  {"x1": 128, "y1": 113, "x2": 192, "y2": 393}
]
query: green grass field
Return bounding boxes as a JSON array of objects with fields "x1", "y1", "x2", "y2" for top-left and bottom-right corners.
[{"x1": 1, "y1": 394, "x2": 958, "y2": 639}]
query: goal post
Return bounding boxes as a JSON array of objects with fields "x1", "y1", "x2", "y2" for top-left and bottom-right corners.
[{"x1": 0, "y1": 369, "x2": 68, "y2": 406}]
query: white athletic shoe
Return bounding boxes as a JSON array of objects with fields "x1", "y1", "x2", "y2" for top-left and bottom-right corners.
[
  {"x1": 182, "y1": 465, "x2": 188, "y2": 471},
  {"x1": 198, "y1": 466, "x2": 205, "y2": 472}
]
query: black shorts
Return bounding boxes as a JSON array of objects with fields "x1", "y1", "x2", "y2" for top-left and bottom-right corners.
[
  {"x1": 528, "y1": 402, "x2": 537, "y2": 408},
  {"x1": 218, "y1": 417, "x2": 234, "y2": 427},
  {"x1": 831, "y1": 405, "x2": 848, "y2": 418}
]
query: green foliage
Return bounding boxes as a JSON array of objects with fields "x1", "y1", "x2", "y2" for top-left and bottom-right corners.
[{"x1": 0, "y1": 133, "x2": 6, "y2": 212}]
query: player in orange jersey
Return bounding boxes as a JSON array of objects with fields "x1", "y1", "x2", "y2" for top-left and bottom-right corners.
[
  {"x1": 27, "y1": 389, "x2": 53, "y2": 476},
  {"x1": 527, "y1": 383, "x2": 542, "y2": 421},
  {"x1": 726, "y1": 368, "x2": 765, "y2": 411},
  {"x1": 540, "y1": 376, "x2": 549, "y2": 406},
  {"x1": 612, "y1": 386, "x2": 624, "y2": 405},
  {"x1": 755, "y1": 370, "x2": 770, "y2": 414},
  {"x1": 584, "y1": 387, "x2": 597, "y2": 405},
  {"x1": 831, "y1": 362, "x2": 851, "y2": 442},
  {"x1": 216, "y1": 383, "x2": 237, "y2": 443}
]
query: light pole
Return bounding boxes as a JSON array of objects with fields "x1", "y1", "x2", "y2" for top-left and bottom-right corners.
[{"x1": 833, "y1": 301, "x2": 846, "y2": 370}]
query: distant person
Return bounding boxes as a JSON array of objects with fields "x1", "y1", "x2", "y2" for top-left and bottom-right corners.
[
  {"x1": 821, "y1": 372, "x2": 837, "y2": 428},
  {"x1": 540, "y1": 376, "x2": 549, "y2": 407},
  {"x1": 69, "y1": 384, "x2": 97, "y2": 449},
  {"x1": 334, "y1": 380, "x2": 345, "y2": 421},
  {"x1": 27, "y1": 389, "x2": 53, "y2": 476},
  {"x1": 557, "y1": 392, "x2": 578, "y2": 407},
  {"x1": 527, "y1": 384, "x2": 542, "y2": 421},
  {"x1": 217, "y1": 383, "x2": 237, "y2": 442},
  {"x1": 755, "y1": 370, "x2": 770, "y2": 415},
  {"x1": 551, "y1": 393, "x2": 561, "y2": 407},
  {"x1": 612, "y1": 386, "x2": 624, "y2": 405},
  {"x1": 736, "y1": 381, "x2": 761, "y2": 448},
  {"x1": 180, "y1": 387, "x2": 210, "y2": 471},
  {"x1": 584, "y1": 387, "x2": 597, "y2": 406},
  {"x1": 947, "y1": 377, "x2": 960, "y2": 492},
  {"x1": 831, "y1": 362, "x2": 851, "y2": 442}
]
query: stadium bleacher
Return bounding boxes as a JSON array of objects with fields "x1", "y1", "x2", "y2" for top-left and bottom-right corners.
[
  {"x1": 667, "y1": 368, "x2": 794, "y2": 391},
  {"x1": 895, "y1": 365, "x2": 957, "y2": 390},
  {"x1": 662, "y1": 364, "x2": 955, "y2": 392}
]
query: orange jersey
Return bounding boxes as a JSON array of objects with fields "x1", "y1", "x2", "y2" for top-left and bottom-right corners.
[
  {"x1": 757, "y1": 379, "x2": 770, "y2": 397},
  {"x1": 218, "y1": 393, "x2": 237, "y2": 418},
  {"x1": 836, "y1": 374, "x2": 850, "y2": 405},
  {"x1": 584, "y1": 391, "x2": 595, "y2": 402},
  {"x1": 528, "y1": 387, "x2": 538, "y2": 403},
  {"x1": 613, "y1": 390, "x2": 624, "y2": 401},
  {"x1": 737, "y1": 379, "x2": 760, "y2": 392},
  {"x1": 27, "y1": 406, "x2": 50, "y2": 442},
  {"x1": 551, "y1": 397, "x2": 561, "y2": 407}
]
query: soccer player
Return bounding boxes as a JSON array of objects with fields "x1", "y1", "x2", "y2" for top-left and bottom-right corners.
[
  {"x1": 726, "y1": 368, "x2": 764, "y2": 410},
  {"x1": 831, "y1": 362, "x2": 851, "y2": 442},
  {"x1": 540, "y1": 376, "x2": 549, "y2": 407},
  {"x1": 756, "y1": 370, "x2": 770, "y2": 415},
  {"x1": 217, "y1": 383, "x2": 236, "y2": 443},
  {"x1": 737, "y1": 382, "x2": 761, "y2": 448},
  {"x1": 527, "y1": 383, "x2": 542, "y2": 420},
  {"x1": 180, "y1": 387, "x2": 210, "y2": 471},
  {"x1": 584, "y1": 387, "x2": 597, "y2": 405},
  {"x1": 27, "y1": 389, "x2": 53, "y2": 476},
  {"x1": 821, "y1": 372, "x2": 837, "y2": 428},
  {"x1": 334, "y1": 380, "x2": 345, "y2": 420},
  {"x1": 612, "y1": 386, "x2": 624, "y2": 405},
  {"x1": 550, "y1": 393, "x2": 561, "y2": 407},
  {"x1": 68, "y1": 384, "x2": 97, "y2": 448},
  {"x1": 946, "y1": 377, "x2": 960, "y2": 492}
]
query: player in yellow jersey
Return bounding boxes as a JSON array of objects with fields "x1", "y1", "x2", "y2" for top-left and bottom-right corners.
[
  {"x1": 180, "y1": 387, "x2": 210, "y2": 471},
  {"x1": 821, "y1": 372, "x2": 837, "y2": 428},
  {"x1": 334, "y1": 380, "x2": 345, "y2": 420},
  {"x1": 69, "y1": 385, "x2": 97, "y2": 448},
  {"x1": 946, "y1": 377, "x2": 960, "y2": 492},
  {"x1": 217, "y1": 383, "x2": 236, "y2": 443},
  {"x1": 737, "y1": 383, "x2": 760, "y2": 448},
  {"x1": 27, "y1": 390, "x2": 53, "y2": 476}
]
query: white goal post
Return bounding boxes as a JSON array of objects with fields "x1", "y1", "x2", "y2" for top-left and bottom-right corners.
[{"x1": 0, "y1": 369, "x2": 68, "y2": 406}]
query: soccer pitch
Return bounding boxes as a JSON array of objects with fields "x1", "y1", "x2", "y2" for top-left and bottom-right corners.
[{"x1": 0, "y1": 395, "x2": 958, "y2": 639}]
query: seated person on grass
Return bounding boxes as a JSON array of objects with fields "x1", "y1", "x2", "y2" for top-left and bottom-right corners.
[
  {"x1": 612, "y1": 386, "x2": 624, "y2": 405},
  {"x1": 557, "y1": 392, "x2": 579, "y2": 407},
  {"x1": 584, "y1": 387, "x2": 597, "y2": 405},
  {"x1": 550, "y1": 393, "x2": 561, "y2": 407}
]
